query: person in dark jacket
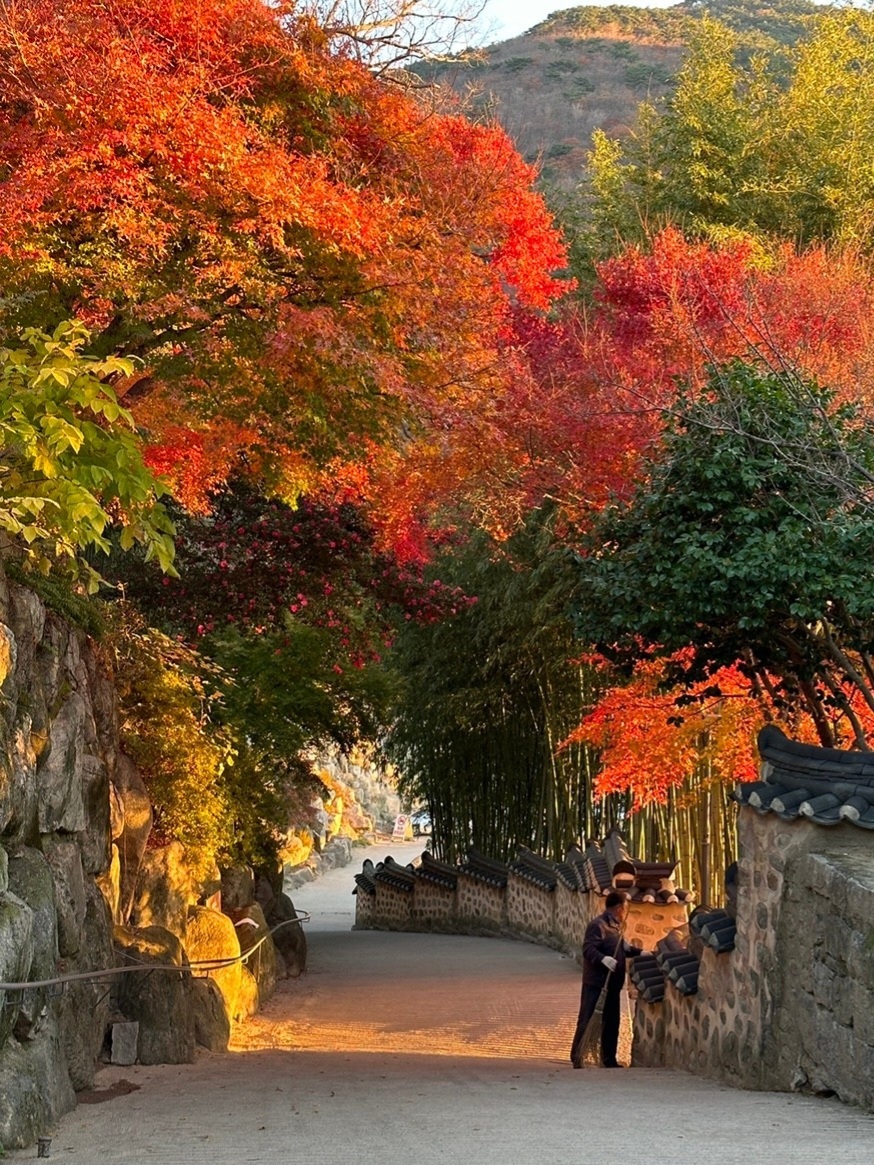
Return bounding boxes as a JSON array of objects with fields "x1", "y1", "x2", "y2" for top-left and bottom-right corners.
[{"x1": 570, "y1": 890, "x2": 643, "y2": 1068}]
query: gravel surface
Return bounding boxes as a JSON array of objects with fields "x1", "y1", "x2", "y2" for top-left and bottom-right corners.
[{"x1": 14, "y1": 842, "x2": 873, "y2": 1164}]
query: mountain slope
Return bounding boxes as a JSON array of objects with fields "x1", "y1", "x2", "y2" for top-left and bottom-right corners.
[{"x1": 415, "y1": 0, "x2": 831, "y2": 185}]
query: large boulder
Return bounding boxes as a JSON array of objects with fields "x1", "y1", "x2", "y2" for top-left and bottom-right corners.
[
  {"x1": 0, "y1": 1013, "x2": 75, "y2": 1150},
  {"x1": 233, "y1": 966, "x2": 259, "y2": 1023},
  {"x1": 6, "y1": 847, "x2": 57, "y2": 1043},
  {"x1": 113, "y1": 925, "x2": 196, "y2": 1065},
  {"x1": 191, "y1": 978, "x2": 231, "y2": 1052},
  {"x1": 321, "y1": 837, "x2": 353, "y2": 870},
  {"x1": 184, "y1": 906, "x2": 241, "y2": 1024},
  {"x1": 41, "y1": 834, "x2": 86, "y2": 958},
  {"x1": 220, "y1": 864, "x2": 255, "y2": 912},
  {"x1": 113, "y1": 754, "x2": 152, "y2": 922},
  {"x1": 3, "y1": 718, "x2": 39, "y2": 846},
  {"x1": 36, "y1": 692, "x2": 87, "y2": 834},
  {"x1": 5, "y1": 584, "x2": 44, "y2": 693},
  {"x1": 79, "y1": 754, "x2": 111, "y2": 876},
  {"x1": 236, "y1": 904, "x2": 277, "y2": 1005},
  {"x1": 0, "y1": 621, "x2": 15, "y2": 694},
  {"x1": 131, "y1": 840, "x2": 196, "y2": 939},
  {"x1": 265, "y1": 892, "x2": 307, "y2": 978},
  {"x1": 59, "y1": 879, "x2": 115, "y2": 1090},
  {"x1": 0, "y1": 886, "x2": 33, "y2": 1048},
  {"x1": 76, "y1": 648, "x2": 119, "y2": 770},
  {"x1": 96, "y1": 843, "x2": 122, "y2": 923}
]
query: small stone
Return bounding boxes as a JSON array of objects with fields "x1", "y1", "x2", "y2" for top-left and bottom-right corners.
[{"x1": 110, "y1": 1021, "x2": 139, "y2": 1066}]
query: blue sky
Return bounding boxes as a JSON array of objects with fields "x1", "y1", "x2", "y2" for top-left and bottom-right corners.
[{"x1": 482, "y1": 0, "x2": 679, "y2": 42}]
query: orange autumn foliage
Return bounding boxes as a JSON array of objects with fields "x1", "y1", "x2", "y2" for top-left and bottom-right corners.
[
  {"x1": 393, "y1": 230, "x2": 874, "y2": 545},
  {"x1": 0, "y1": 0, "x2": 570, "y2": 523}
]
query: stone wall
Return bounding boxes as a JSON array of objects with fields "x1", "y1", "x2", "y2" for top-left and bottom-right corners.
[
  {"x1": 0, "y1": 574, "x2": 297, "y2": 1149},
  {"x1": 356, "y1": 857, "x2": 686, "y2": 962},
  {"x1": 632, "y1": 810, "x2": 874, "y2": 1109},
  {"x1": 456, "y1": 876, "x2": 506, "y2": 930},
  {"x1": 506, "y1": 873, "x2": 555, "y2": 939}
]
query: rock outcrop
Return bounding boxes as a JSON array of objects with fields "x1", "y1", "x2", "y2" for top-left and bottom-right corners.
[{"x1": 0, "y1": 571, "x2": 297, "y2": 1148}]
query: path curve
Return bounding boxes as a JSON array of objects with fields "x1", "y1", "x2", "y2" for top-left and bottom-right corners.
[{"x1": 16, "y1": 842, "x2": 873, "y2": 1164}]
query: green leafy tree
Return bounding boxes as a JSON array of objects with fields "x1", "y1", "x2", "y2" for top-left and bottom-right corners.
[
  {"x1": 0, "y1": 321, "x2": 174, "y2": 589},
  {"x1": 573, "y1": 9, "x2": 874, "y2": 264},
  {"x1": 572, "y1": 361, "x2": 874, "y2": 748}
]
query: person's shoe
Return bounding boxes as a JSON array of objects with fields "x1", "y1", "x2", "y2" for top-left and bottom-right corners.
[
  {"x1": 571, "y1": 1060, "x2": 582, "y2": 1069},
  {"x1": 602, "y1": 1061, "x2": 621, "y2": 1068}
]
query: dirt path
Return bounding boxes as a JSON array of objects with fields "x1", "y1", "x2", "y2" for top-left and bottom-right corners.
[{"x1": 16, "y1": 843, "x2": 873, "y2": 1164}]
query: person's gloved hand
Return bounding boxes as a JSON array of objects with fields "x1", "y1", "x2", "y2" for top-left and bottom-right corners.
[{"x1": 601, "y1": 955, "x2": 618, "y2": 972}]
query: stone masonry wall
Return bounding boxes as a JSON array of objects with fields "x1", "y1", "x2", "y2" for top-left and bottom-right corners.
[
  {"x1": 412, "y1": 881, "x2": 455, "y2": 928},
  {"x1": 632, "y1": 810, "x2": 874, "y2": 1109},
  {"x1": 456, "y1": 876, "x2": 506, "y2": 930},
  {"x1": 506, "y1": 874, "x2": 555, "y2": 939},
  {"x1": 357, "y1": 860, "x2": 686, "y2": 964},
  {"x1": 0, "y1": 573, "x2": 292, "y2": 1149},
  {"x1": 374, "y1": 882, "x2": 413, "y2": 928}
]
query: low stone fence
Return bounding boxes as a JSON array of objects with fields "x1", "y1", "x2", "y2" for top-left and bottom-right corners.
[
  {"x1": 632, "y1": 810, "x2": 874, "y2": 1110},
  {"x1": 353, "y1": 838, "x2": 693, "y2": 961}
]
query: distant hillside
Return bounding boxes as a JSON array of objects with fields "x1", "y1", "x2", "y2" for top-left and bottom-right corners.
[{"x1": 413, "y1": 0, "x2": 831, "y2": 186}]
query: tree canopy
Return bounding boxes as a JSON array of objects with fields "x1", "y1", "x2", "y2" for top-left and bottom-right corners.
[
  {"x1": 0, "y1": 0, "x2": 570, "y2": 528},
  {"x1": 572, "y1": 361, "x2": 874, "y2": 748}
]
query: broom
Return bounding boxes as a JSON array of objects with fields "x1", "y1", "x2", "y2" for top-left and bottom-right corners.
[{"x1": 579, "y1": 920, "x2": 628, "y2": 1067}]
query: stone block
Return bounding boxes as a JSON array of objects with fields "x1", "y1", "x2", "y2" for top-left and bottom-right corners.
[
  {"x1": 41, "y1": 834, "x2": 86, "y2": 958},
  {"x1": 0, "y1": 1013, "x2": 75, "y2": 1150},
  {"x1": 113, "y1": 925, "x2": 195, "y2": 1065},
  {"x1": 110, "y1": 1022, "x2": 139, "y2": 1066},
  {"x1": 185, "y1": 906, "x2": 241, "y2": 1023},
  {"x1": 191, "y1": 978, "x2": 230, "y2": 1052},
  {"x1": 37, "y1": 693, "x2": 87, "y2": 834}
]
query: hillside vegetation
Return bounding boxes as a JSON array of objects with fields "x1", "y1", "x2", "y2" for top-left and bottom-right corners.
[{"x1": 415, "y1": 0, "x2": 830, "y2": 184}]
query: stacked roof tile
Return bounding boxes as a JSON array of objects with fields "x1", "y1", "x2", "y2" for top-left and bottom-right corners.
[
  {"x1": 735, "y1": 724, "x2": 874, "y2": 829},
  {"x1": 690, "y1": 908, "x2": 736, "y2": 953},
  {"x1": 353, "y1": 859, "x2": 377, "y2": 896},
  {"x1": 509, "y1": 847, "x2": 558, "y2": 891},
  {"x1": 353, "y1": 829, "x2": 694, "y2": 908},
  {"x1": 629, "y1": 953, "x2": 666, "y2": 1002},
  {"x1": 655, "y1": 936, "x2": 700, "y2": 996},
  {"x1": 457, "y1": 849, "x2": 509, "y2": 888},
  {"x1": 414, "y1": 852, "x2": 458, "y2": 890},
  {"x1": 373, "y1": 856, "x2": 416, "y2": 893}
]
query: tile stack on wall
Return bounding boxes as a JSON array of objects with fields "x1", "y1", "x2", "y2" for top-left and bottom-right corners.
[{"x1": 632, "y1": 726, "x2": 874, "y2": 1111}]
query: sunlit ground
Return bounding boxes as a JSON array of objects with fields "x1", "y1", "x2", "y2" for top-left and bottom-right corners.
[{"x1": 229, "y1": 928, "x2": 632, "y2": 1064}]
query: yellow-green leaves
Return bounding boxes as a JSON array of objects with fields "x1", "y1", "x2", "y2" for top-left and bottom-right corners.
[{"x1": 0, "y1": 320, "x2": 175, "y2": 589}]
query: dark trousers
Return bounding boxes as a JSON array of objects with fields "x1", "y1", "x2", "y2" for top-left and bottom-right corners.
[{"x1": 569, "y1": 980, "x2": 621, "y2": 1066}]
